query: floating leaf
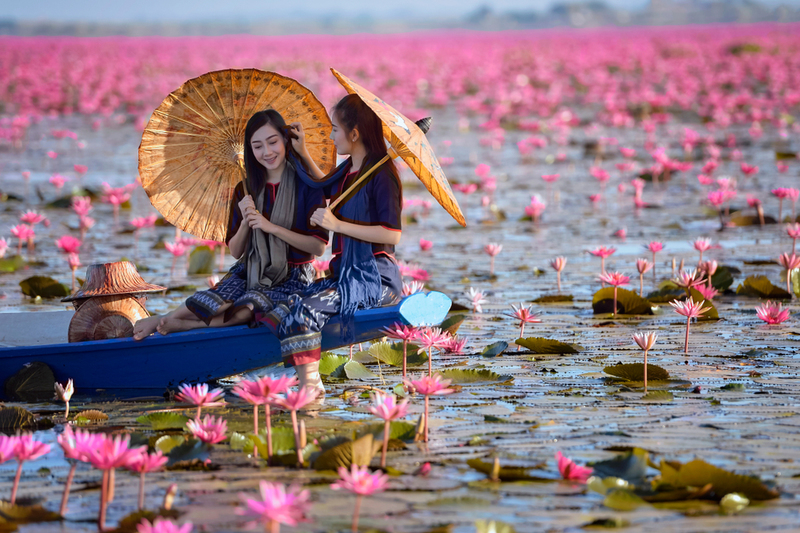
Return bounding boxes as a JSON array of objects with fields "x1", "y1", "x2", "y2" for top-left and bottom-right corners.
[
  {"x1": 440, "y1": 314, "x2": 466, "y2": 335},
  {"x1": 466, "y1": 457, "x2": 556, "y2": 482},
  {"x1": 359, "y1": 421, "x2": 417, "y2": 442},
  {"x1": 659, "y1": 459, "x2": 778, "y2": 500},
  {"x1": 166, "y1": 439, "x2": 212, "y2": 468},
  {"x1": 582, "y1": 517, "x2": 630, "y2": 529},
  {"x1": 0, "y1": 501, "x2": 61, "y2": 523},
  {"x1": 74, "y1": 410, "x2": 109, "y2": 422},
  {"x1": 720, "y1": 383, "x2": 746, "y2": 391},
  {"x1": 439, "y1": 368, "x2": 512, "y2": 384},
  {"x1": 0, "y1": 407, "x2": 36, "y2": 430},
  {"x1": 688, "y1": 288, "x2": 719, "y2": 320},
  {"x1": 247, "y1": 427, "x2": 297, "y2": 456},
  {"x1": 19, "y1": 276, "x2": 69, "y2": 298},
  {"x1": 187, "y1": 246, "x2": 214, "y2": 275},
  {"x1": 591, "y1": 448, "x2": 649, "y2": 483},
  {"x1": 343, "y1": 360, "x2": 376, "y2": 380},
  {"x1": 592, "y1": 288, "x2": 653, "y2": 315},
  {"x1": 641, "y1": 391, "x2": 673, "y2": 402},
  {"x1": 475, "y1": 520, "x2": 516, "y2": 533},
  {"x1": 427, "y1": 496, "x2": 493, "y2": 507},
  {"x1": 313, "y1": 433, "x2": 380, "y2": 471},
  {"x1": 710, "y1": 266, "x2": 735, "y2": 291},
  {"x1": 533, "y1": 294, "x2": 574, "y2": 303},
  {"x1": 587, "y1": 476, "x2": 630, "y2": 495},
  {"x1": 368, "y1": 342, "x2": 427, "y2": 367},
  {"x1": 603, "y1": 363, "x2": 669, "y2": 382},
  {"x1": 603, "y1": 488, "x2": 648, "y2": 511},
  {"x1": 736, "y1": 275, "x2": 791, "y2": 299},
  {"x1": 3, "y1": 361, "x2": 55, "y2": 402},
  {"x1": 481, "y1": 341, "x2": 508, "y2": 358},
  {"x1": 155, "y1": 435, "x2": 185, "y2": 454},
  {"x1": 645, "y1": 285, "x2": 685, "y2": 304},
  {"x1": 319, "y1": 354, "x2": 349, "y2": 377},
  {"x1": 0, "y1": 255, "x2": 26, "y2": 273},
  {"x1": 515, "y1": 337, "x2": 580, "y2": 354},
  {"x1": 136, "y1": 412, "x2": 190, "y2": 430}
]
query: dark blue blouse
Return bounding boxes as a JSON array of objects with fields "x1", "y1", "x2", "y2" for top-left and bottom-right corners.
[{"x1": 226, "y1": 178, "x2": 329, "y2": 265}]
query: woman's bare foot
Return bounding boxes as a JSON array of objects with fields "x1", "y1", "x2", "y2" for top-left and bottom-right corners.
[
  {"x1": 157, "y1": 315, "x2": 204, "y2": 336},
  {"x1": 133, "y1": 315, "x2": 161, "y2": 341}
]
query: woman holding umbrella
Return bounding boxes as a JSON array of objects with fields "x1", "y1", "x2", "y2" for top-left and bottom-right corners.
[
  {"x1": 265, "y1": 94, "x2": 404, "y2": 394},
  {"x1": 133, "y1": 109, "x2": 330, "y2": 339}
]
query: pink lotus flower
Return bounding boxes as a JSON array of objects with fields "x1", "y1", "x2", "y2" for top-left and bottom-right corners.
[
  {"x1": 88, "y1": 434, "x2": 147, "y2": 530},
  {"x1": 588, "y1": 246, "x2": 616, "y2": 275},
  {"x1": 550, "y1": 256, "x2": 567, "y2": 292},
  {"x1": 405, "y1": 373, "x2": 454, "y2": 442},
  {"x1": 54, "y1": 378, "x2": 74, "y2": 417},
  {"x1": 0, "y1": 238, "x2": 8, "y2": 258},
  {"x1": 331, "y1": 464, "x2": 389, "y2": 532},
  {"x1": 383, "y1": 323, "x2": 418, "y2": 378},
  {"x1": 130, "y1": 214, "x2": 157, "y2": 230},
  {"x1": 419, "y1": 238, "x2": 433, "y2": 251},
  {"x1": 598, "y1": 272, "x2": 630, "y2": 316},
  {"x1": 416, "y1": 326, "x2": 450, "y2": 376},
  {"x1": 126, "y1": 450, "x2": 168, "y2": 509},
  {"x1": 56, "y1": 235, "x2": 82, "y2": 254},
  {"x1": 614, "y1": 228, "x2": 627, "y2": 240},
  {"x1": 778, "y1": 252, "x2": 800, "y2": 295},
  {"x1": 556, "y1": 452, "x2": 593, "y2": 483},
  {"x1": 165, "y1": 241, "x2": 187, "y2": 257},
  {"x1": 237, "y1": 481, "x2": 311, "y2": 531},
  {"x1": 136, "y1": 518, "x2": 194, "y2": 533},
  {"x1": 589, "y1": 193, "x2": 602, "y2": 204},
  {"x1": 275, "y1": 386, "x2": 320, "y2": 467},
  {"x1": 47, "y1": 151, "x2": 58, "y2": 159},
  {"x1": 176, "y1": 383, "x2": 225, "y2": 419},
  {"x1": 57, "y1": 426, "x2": 105, "y2": 514},
  {"x1": 755, "y1": 301, "x2": 790, "y2": 325},
  {"x1": 466, "y1": 287, "x2": 488, "y2": 313},
  {"x1": 402, "y1": 280, "x2": 425, "y2": 296},
  {"x1": 475, "y1": 163, "x2": 491, "y2": 179},
  {"x1": 541, "y1": 173, "x2": 560, "y2": 183},
  {"x1": 79, "y1": 215, "x2": 95, "y2": 239},
  {"x1": 525, "y1": 195, "x2": 547, "y2": 222},
  {"x1": 369, "y1": 392, "x2": 410, "y2": 467},
  {"x1": 635, "y1": 258, "x2": 653, "y2": 296},
  {"x1": 740, "y1": 162, "x2": 759, "y2": 176},
  {"x1": 74, "y1": 164, "x2": 88, "y2": 175},
  {"x1": 483, "y1": 243, "x2": 502, "y2": 275},
  {"x1": 506, "y1": 303, "x2": 541, "y2": 341},
  {"x1": 234, "y1": 375, "x2": 297, "y2": 460},
  {"x1": 50, "y1": 173, "x2": 68, "y2": 189},
  {"x1": 698, "y1": 174, "x2": 715, "y2": 186},
  {"x1": 19, "y1": 211, "x2": 45, "y2": 225},
  {"x1": 692, "y1": 238, "x2": 712, "y2": 263},
  {"x1": 620, "y1": 147, "x2": 636, "y2": 158},
  {"x1": 777, "y1": 162, "x2": 789, "y2": 173},
  {"x1": 72, "y1": 196, "x2": 92, "y2": 217},
  {"x1": 787, "y1": 223, "x2": 800, "y2": 255},
  {"x1": 670, "y1": 297, "x2": 712, "y2": 354},
  {"x1": 673, "y1": 269, "x2": 706, "y2": 291},
  {"x1": 441, "y1": 336, "x2": 466, "y2": 354},
  {"x1": 590, "y1": 166, "x2": 610, "y2": 183},
  {"x1": 10, "y1": 224, "x2": 34, "y2": 251},
  {"x1": 186, "y1": 414, "x2": 227, "y2": 445},
  {"x1": 695, "y1": 284, "x2": 718, "y2": 301},
  {"x1": 632, "y1": 332, "x2": 658, "y2": 391},
  {"x1": 8, "y1": 435, "x2": 51, "y2": 504},
  {"x1": 773, "y1": 188, "x2": 793, "y2": 221}
]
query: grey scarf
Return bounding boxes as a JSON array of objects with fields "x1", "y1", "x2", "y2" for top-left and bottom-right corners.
[{"x1": 245, "y1": 161, "x2": 297, "y2": 289}]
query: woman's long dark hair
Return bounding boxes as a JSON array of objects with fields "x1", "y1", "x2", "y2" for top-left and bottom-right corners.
[
  {"x1": 243, "y1": 109, "x2": 294, "y2": 194},
  {"x1": 333, "y1": 94, "x2": 397, "y2": 176}
]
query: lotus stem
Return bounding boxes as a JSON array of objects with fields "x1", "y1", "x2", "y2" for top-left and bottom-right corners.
[
  {"x1": 253, "y1": 405, "x2": 259, "y2": 435},
  {"x1": 787, "y1": 270, "x2": 793, "y2": 297},
  {"x1": 793, "y1": 237, "x2": 797, "y2": 256},
  {"x1": 98, "y1": 470, "x2": 109, "y2": 532},
  {"x1": 70, "y1": 270, "x2": 76, "y2": 292},
  {"x1": 556, "y1": 271, "x2": 562, "y2": 292},
  {"x1": 643, "y1": 350, "x2": 649, "y2": 394},
  {"x1": 352, "y1": 494, "x2": 363, "y2": 533},
  {"x1": 684, "y1": 316, "x2": 691, "y2": 354},
  {"x1": 639, "y1": 273, "x2": 644, "y2": 297},
  {"x1": 266, "y1": 519, "x2": 280, "y2": 533},
  {"x1": 381, "y1": 420, "x2": 390, "y2": 468},
  {"x1": 424, "y1": 395, "x2": 430, "y2": 443},
  {"x1": 779, "y1": 198, "x2": 784, "y2": 223},
  {"x1": 138, "y1": 472, "x2": 145, "y2": 510},
  {"x1": 60, "y1": 462, "x2": 77, "y2": 515},
  {"x1": 107, "y1": 468, "x2": 115, "y2": 502},
  {"x1": 518, "y1": 323, "x2": 524, "y2": 350},
  {"x1": 402, "y1": 339, "x2": 408, "y2": 379},
  {"x1": 10, "y1": 461, "x2": 23, "y2": 504},
  {"x1": 65, "y1": 401, "x2": 70, "y2": 419},
  {"x1": 490, "y1": 257, "x2": 495, "y2": 276},
  {"x1": 757, "y1": 204, "x2": 765, "y2": 227},
  {"x1": 265, "y1": 404, "x2": 273, "y2": 463},
  {"x1": 195, "y1": 405, "x2": 202, "y2": 420},
  {"x1": 112, "y1": 204, "x2": 119, "y2": 226},
  {"x1": 612, "y1": 286, "x2": 618, "y2": 316},
  {"x1": 290, "y1": 410, "x2": 303, "y2": 467},
  {"x1": 600, "y1": 257, "x2": 606, "y2": 276},
  {"x1": 652, "y1": 252, "x2": 657, "y2": 283},
  {"x1": 427, "y1": 347, "x2": 433, "y2": 377}
]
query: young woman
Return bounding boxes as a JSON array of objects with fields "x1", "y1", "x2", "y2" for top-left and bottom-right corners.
[
  {"x1": 265, "y1": 94, "x2": 403, "y2": 394},
  {"x1": 132, "y1": 109, "x2": 329, "y2": 340}
]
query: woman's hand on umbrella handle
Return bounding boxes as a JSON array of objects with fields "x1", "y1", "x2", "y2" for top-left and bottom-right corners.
[
  {"x1": 310, "y1": 206, "x2": 339, "y2": 232},
  {"x1": 289, "y1": 122, "x2": 308, "y2": 156},
  {"x1": 246, "y1": 211, "x2": 275, "y2": 233},
  {"x1": 239, "y1": 195, "x2": 256, "y2": 217}
]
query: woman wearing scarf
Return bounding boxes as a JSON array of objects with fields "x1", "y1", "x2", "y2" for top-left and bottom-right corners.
[
  {"x1": 132, "y1": 109, "x2": 329, "y2": 340},
  {"x1": 266, "y1": 94, "x2": 403, "y2": 394}
]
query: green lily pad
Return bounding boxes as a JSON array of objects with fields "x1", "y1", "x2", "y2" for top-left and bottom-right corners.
[
  {"x1": 645, "y1": 284, "x2": 685, "y2": 303},
  {"x1": 603, "y1": 363, "x2": 669, "y2": 382},
  {"x1": 0, "y1": 501, "x2": 61, "y2": 523},
  {"x1": 515, "y1": 337, "x2": 581, "y2": 354},
  {"x1": 368, "y1": 342, "x2": 426, "y2": 367},
  {"x1": 439, "y1": 368, "x2": 512, "y2": 384},
  {"x1": 710, "y1": 266, "x2": 735, "y2": 291},
  {"x1": 136, "y1": 412, "x2": 190, "y2": 430},
  {"x1": 659, "y1": 459, "x2": 779, "y2": 500},
  {"x1": 359, "y1": 421, "x2": 417, "y2": 442},
  {"x1": 343, "y1": 360, "x2": 376, "y2": 380},
  {"x1": 247, "y1": 427, "x2": 299, "y2": 456},
  {"x1": 440, "y1": 314, "x2": 466, "y2": 335},
  {"x1": 187, "y1": 246, "x2": 214, "y2": 275},
  {"x1": 533, "y1": 294, "x2": 574, "y2": 303},
  {"x1": 0, "y1": 407, "x2": 36, "y2": 430},
  {"x1": 4, "y1": 361, "x2": 55, "y2": 402},
  {"x1": 641, "y1": 390, "x2": 674, "y2": 402},
  {"x1": 312, "y1": 433, "x2": 380, "y2": 471},
  {"x1": 603, "y1": 488, "x2": 648, "y2": 511},
  {"x1": 688, "y1": 288, "x2": 719, "y2": 320},
  {"x1": 587, "y1": 476, "x2": 631, "y2": 495},
  {"x1": 592, "y1": 287, "x2": 653, "y2": 315},
  {"x1": 19, "y1": 276, "x2": 70, "y2": 298},
  {"x1": 591, "y1": 448, "x2": 649, "y2": 483},
  {"x1": 482, "y1": 341, "x2": 508, "y2": 358},
  {"x1": 467, "y1": 457, "x2": 556, "y2": 482},
  {"x1": 155, "y1": 435, "x2": 185, "y2": 454},
  {"x1": 720, "y1": 383, "x2": 746, "y2": 391},
  {"x1": 166, "y1": 439, "x2": 212, "y2": 468},
  {"x1": 736, "y1": 275, "x2": 791, "y2": 299},
  {"x1": 582, "y1": 517, "x2": 631, "y2": 529},
  {"x1": 476, "y1": 520, "x2": 516, "y2": 533},
  {"x1": 319, "y1": 354, "x2": 349, "y2": 376},
  {"x1": 0, "y1": 255, "x2": 26, "y2": 273}
]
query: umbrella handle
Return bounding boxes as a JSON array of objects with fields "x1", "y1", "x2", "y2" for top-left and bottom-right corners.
[
  {"x1": 328, "y1": 154, "x2": 390, "y2": 211},
  {"x1": 236, "y1": 155, "x2": 250, "y2": 197}
]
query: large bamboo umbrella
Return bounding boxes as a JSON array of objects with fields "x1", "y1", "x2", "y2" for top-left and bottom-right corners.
[
  {"x1": 330, "y1": 68, "x2": 466, "y2": 227},
  {"x1": 139, "y1": 69, "x2": 335, "y2": 242}
]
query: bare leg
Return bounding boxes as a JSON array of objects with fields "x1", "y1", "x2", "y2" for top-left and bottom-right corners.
[
  {"x1": 134, "y1": 303, "x2": 204, "y2": 340},
  {"x1": 157, "y1": 304, "x2": 251, "y2": 335}
]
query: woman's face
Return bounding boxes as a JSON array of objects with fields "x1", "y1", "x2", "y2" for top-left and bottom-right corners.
[
  {"x1": 250, "y1": 123, "x2": 286, "y2": 172},
  {"x1": 330, "y1": 112, "x2": 356, "y2": 156}
]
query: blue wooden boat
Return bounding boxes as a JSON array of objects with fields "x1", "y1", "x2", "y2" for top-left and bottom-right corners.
[{"x1": 0, "y1": 291, "x2": 451, "y2": 396}]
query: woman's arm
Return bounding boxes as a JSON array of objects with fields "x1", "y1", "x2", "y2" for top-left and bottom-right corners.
[
  {"x1": 245, "y1": 211, "x2": 327, "y2": 256},
  {"x1": 290, "y1": 122, "x2": 327, "y2": 180},
  {"x1": 228, "y1": 194, "x2": 256, "y2": 259},
  {"x1": 309, "y1": 207, "x2": 401, "y2": 246}
]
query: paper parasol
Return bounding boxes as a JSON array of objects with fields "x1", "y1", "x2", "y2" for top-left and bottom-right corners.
[
  {"x1": 330, "y1": 68, "x2": 466, "y2": 227},
  {"x1": 138, "y1": 69, "x2": 335, "y2": 242}
]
